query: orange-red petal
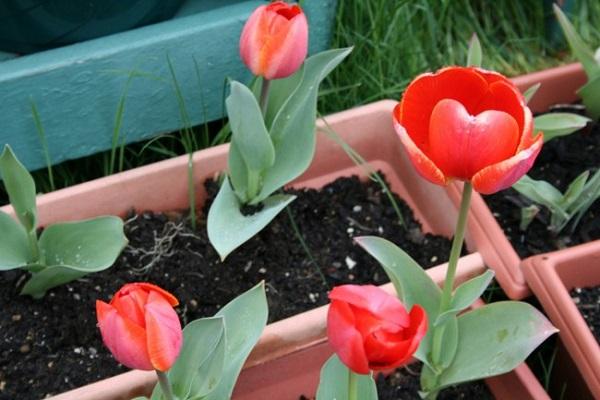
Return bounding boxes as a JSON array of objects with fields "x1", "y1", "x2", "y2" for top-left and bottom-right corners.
[
  {"x1": 96, "y1": 300, "x2": 153, "y2": 370},
  {"x1": 327, "y1": 300, "x2": 370, "y2": 374},
  {"x1": 393, "y1": 107, "x2": 448, "y2": 186},
  {"x1": 144, "y1": 291, "x2": 183, "y2": 372},
  {"x1": 472, "y1": 133, "x2": 543, "y2": 194},
  {"x1": 397, "y1": 67, "x2": 489, "y2": 152},
  {"x1": 428, "y1": 99, "x2": 520, "y2": 180}
]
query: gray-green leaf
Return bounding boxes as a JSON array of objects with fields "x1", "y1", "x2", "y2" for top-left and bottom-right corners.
[
  {"x1": 577, "y1": 74, "x2": 600, "y2": 120},
  {"x1": 466, "y1": 33, "x2": 482, "y2": 68},
  {"x1": 0, "y1": 145, "x2": 38, "y2": 233},
  {"x1": 152, "y1": 317, "x2": 225, "y2": 400},
  {"x1": 513, "y1": 175, "x2": 567, "y2": 220},
  {"x1": 256, "y1": 48, "x2": 352, "y2": 202},
  {"x1": 21, "y1": 216, "x2": 127, "y2": 298},
  {"x1": 207, "y1": 177, "x2": 295, "y2": 260},
  {"x1": 203, "y1": 282, "x2": 268, "y2": 400},
  {"x1": 316, "y1": 355, "x2": 378, "y2": 400},
  {"x1": 553, "y1": 4, "x2": 600, "y2": 80},
  {"x1": 534, "y1": 112, "x2": 590, "y2": 142},
  {"x1": 434, "y1": 302, "x2": 557, "y2": 390},
  {"x1": 227, "y1": 81, "x2": 275, "y2": 181},
  {"x1": 523, "y1": 83, "x2": 541, "y2": 104},
  {"x1": 435, "y1": 270, "x2": 495, "y2": 327},
  {"x1": 0, "y1": 210, "x2": 32, "y2": 270}
]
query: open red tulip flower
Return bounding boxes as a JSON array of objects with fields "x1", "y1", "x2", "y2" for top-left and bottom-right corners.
[
  {"x1": 96, "y1": 283, "x2": 183, "y2": 372},
  {"x1": 393, "y1": 66, "x2": 543, "y2": 194},
  {"x1": 327, "y1": 284, "x2": 428, "y2": 375},
  {"x1": 239, "y1": 1, "x2": 308, "y2": 80}
]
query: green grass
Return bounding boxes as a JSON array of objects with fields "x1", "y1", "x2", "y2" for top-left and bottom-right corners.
[
  {"x1": 2, "y1": 0, "x2": 600, "y2": 203},
  {"x1": 319, "y1": 0, "x2": 600, "y2": 113}
]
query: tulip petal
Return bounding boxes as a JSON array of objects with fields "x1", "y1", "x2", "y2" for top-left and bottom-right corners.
[
  {"x1": 472, "y1": 133, "x2": 543, "y2": 194},
  {"x1": 393, "y1": 109, "x2": 447, "y2": 186},
  {"x1": 111, "y1": 288, "x2": 148, "y2": 327},
  {"x1": 517, "y1": 107, "x2": 537, "y2": 151},
  {"x1": 329, "y1": 285, "x2": 409, "y2": 327},
  {"x1": 327, "y1": 300, "x2": 370, "y2": 374},
  {"x1": 96, "y1": 300, "x2": 153, "y2": 370},
  {"x1": 475, "y1": 79, "x2": 525, "y2": 133},
  {"x1": 397, "y1": 67, "x2": 489, "y2": 151},
  {"x1": 240, "y1": 5, "x2": 267, "y2": 76},
  {"x1": 428, "y1": 99, "x2": 520, "y2": 180},
  {"x1": 128, "y1": 282, "x2": 179, "y2": 307},
  {"x1": 262, "y1": 11, "x2": 308, "y2": 79},
  {"x1": 145, "y1": 291, "x2": 183, "y2": 372},
  {"x1": 363, "y1": 305, "x2": 428, "y2": 371}
]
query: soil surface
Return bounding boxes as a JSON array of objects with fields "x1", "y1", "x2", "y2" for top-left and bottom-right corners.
[
  {"x1": 377, "y1": 364, "x2": 493, "y2": 399},
  {"x1": 571, "y1": 285, "x2": 600, "y2": 343},
  {"x1": 484, "y1": 105, "x2": 600, "y2": 258},
  {"x1": 0, "y1": 175, "x2": 454, "y2": 399}
]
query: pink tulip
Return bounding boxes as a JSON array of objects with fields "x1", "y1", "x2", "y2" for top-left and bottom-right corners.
[
  {"x1": 96, "y1": 283, "x2": 182, "y2": 371},
  {"x1": 239, "y1": 1, "x2": 309, "y2": 80}
]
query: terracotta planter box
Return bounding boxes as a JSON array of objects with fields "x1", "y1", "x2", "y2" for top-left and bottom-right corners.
[
  {"x1": 1, "y1": 99, "x2": 550, "y2": 398},
  {"x1": 50, "y1": 254, "x2": 549, "y2": 400},
  {"x1": 523, "y1": 242, "x2": 600, "y2": 399},
  {"x1": 447, "y1": 62, "x2": 589, "y2": 300}
]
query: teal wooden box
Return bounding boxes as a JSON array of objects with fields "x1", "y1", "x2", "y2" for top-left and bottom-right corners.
[{"x1": 0, "y1": 0, "x2": 337, "y2": 171}]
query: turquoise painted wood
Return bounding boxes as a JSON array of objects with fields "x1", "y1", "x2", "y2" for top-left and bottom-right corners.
[{"x1": 0, "y1": 0, "x2": 337, "y2": 171}]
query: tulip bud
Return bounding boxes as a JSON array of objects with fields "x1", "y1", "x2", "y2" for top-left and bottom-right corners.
[
  {"x1": 239, "y1": 1, "x2": 309, "y2": 80},
  {"x1": 327, "y1": 284, "x2": 428, "y2": 374},
  {"x1": 96, "y1": 283, "x2": 182, "y2": 372}
]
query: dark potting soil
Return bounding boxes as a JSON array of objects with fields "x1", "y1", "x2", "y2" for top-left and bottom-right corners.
[
  {"x1": 0, "y1": 175, "x2": 454, "y2": 400},
  {"x1": 570, "y1": 285, "x2": 600, "y2": 343},
  {"x1": 484, "y1": 106, "x2": 600, "y2": 258},
  {"x1": 377, "y1": 364, "x2": 493, "y2": 400}
]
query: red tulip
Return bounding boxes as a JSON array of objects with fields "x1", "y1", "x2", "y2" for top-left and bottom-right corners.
[
  {"x1": 239, "y1": 1, "x2": 308, "y2": 80},
  {"x1": 96, "y1": 283, "x2": 182, "y2": 372},
  {"x1": 393, "y1": 66, "x2": 543, "y2": 194},
  {"x1": 327, "y1": 285, "x2": 427, "y2": 374}
]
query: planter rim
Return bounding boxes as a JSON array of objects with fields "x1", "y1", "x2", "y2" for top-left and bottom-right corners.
[{"x1": 522, "y1": 241, "x2": 600, "y2": 397}]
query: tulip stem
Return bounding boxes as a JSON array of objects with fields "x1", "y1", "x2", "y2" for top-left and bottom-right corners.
[
  {"x1": 439, "y1": 182, "x2": 472, "y2": 312},
  {"x1": 156, "y1": 370, "x2": 176, "y2": 400},
  {"x1": 348, "y1": 370, "x2": 359, "y2": 400},
  {"x1": 259, "y1": 78, "x2": 271, "y2": 115}
]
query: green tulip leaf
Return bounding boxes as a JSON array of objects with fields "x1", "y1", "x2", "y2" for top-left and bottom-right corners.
[
  {"x1": 316, "y1": 355, "x2": 378, "y2": 400},
  {"x1": 466, "y1": 33, "x2": 482, "y2": 68},
  {"x1": 434, "y1": 302, "x2": 557, "y2": 390},
  {"x1": 354, "y1": 236, "x2": 440, "y2": 367},
  {"x1": 553, "y1": 4, "x2": 600, "y2": 80},
  {"x1": 522, "y1": 83, "x2": 541, "y2": 104},
  {"x1": 0, "y1": 145, "x2": 37, "y2": 233},
  {"x1": 0, "y1": 210, "x2": 32, "y2": 270},
  {"x1": 354, "y1": 236, "x2": 440, "y2": 318},
  {"x1": 256, "y1": 47, "x2": 352, "y2": 202},
  {"x1": 207, "y1": 176, "x2": 295, "y2": 260},
  {"x1": 21, "y1": 216, "x2": 127, "y2": 298},
  {"x1": 513, "y1": 175, "x2": 568, "y2": 219},
  {"x1": 434, "y1": 270, "x2": 495, "y2": 327},
  {"x1": 264, "y1": 71, "x2": 304, "y2": 128},
  {"x1": 228, "y1": 142, "x2": 249, "y2": 203},
  {"x1": 152, "y1": 317, "x2": 225, "y2": 400},
  {"x1": 227, "y1": 81, "x2": 275, "y2": 200},
  {"x1": 534, "y1": 112, "x2": 590, "y2": 142},
  {"x1": 436, "y1": 316, "x2": 459, "y2": 370},
  {"x1": 203, "y1": 282, "x2": 268, "y2": 400},
  {"x1": 577, "y1": 74, "x2": 600, "y2": 120}
]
